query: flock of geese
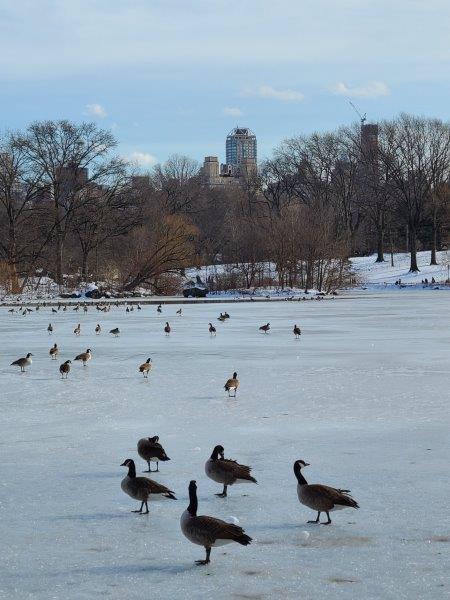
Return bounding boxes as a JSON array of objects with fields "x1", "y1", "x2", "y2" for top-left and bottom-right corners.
[
  {"x1": 5, "y1": 300, "x2": 359, "y2": 566},
  {"x1": 120, "y1": 437, "x2": 359, "y2": 565},
  {"x1": 8, "y1": 305, "x2": 302, "y2": 386}
]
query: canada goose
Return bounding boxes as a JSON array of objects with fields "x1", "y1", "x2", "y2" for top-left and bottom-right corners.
[
  {"x1": 137, "y1": 436, "x2": 170, "y2": 472},
  {"x1": 209, "y1": 323, "x2": 216, "y2": 336},
  {"x1": 259, "y1": 323, "x2": 270, "y2": 333},
  {"x1": 137, "y1": 304, "x2": 142, "y2": 310},
  {"x1": 120, "y1": 458, "x2": 176, "y2": 514},
  {"x1": 47, "y1": 323, "x2": 53, "y2": 334},
  {"x1": 49, "y1": 343, "x2": 58, "y2": 359},
  {"x1": 109, "y1": 327, "x2": 120, "y2": 337},
  {"x1": 218, "y1": 313, "x2": 226, "y2": 322},
  {"x1": 205, "y1": 445, "x2": 257, "y2": 497},
  {"x1": 164, "y1": 322, "x2": 171, "y2": 335},
  {"x1": 176, "y1": 308, "x2": 182, "y2": 316},
  {"x1": 293, "y1": 460, "x2": 359, "y2": 525},
  {"x1": 157, "y1": 304, "x2": 162, "y2": 313},
  {"x1": 181, "y1": 480, "x2": 252, "y2": 565},
  {"x1": 63, "y1": 305, "x2": 67, "y2": 312},
  {"x1": 74, "y1": 348, "x2": 92, "y2": 365},
  {"x1": 95, "y1": 324, "x2": 101, "y2": 335},
  {"x1": 10, "y1": 353, "x2": 33, "y2": 372},
  {"x1": 293, "y1": 324, "x2": 301, "y2": 339},
  {"x1": 73, "y1": 304, "x2": 79, "y2": 311},
  {"x1": 74, "y1": 324, "x2": 81, "y2": 336},
  {"x1": 51, "y1": 307, "x2": 57, "y2": 314},
  {"x1": 59, "y1": 360, "x2": 71, "y2": 379},
  {"x1": 138, "y1": 358, "x2": 152, "y2": 378},
  {"x1": 224, "y1": 372, "x2": 239, "y2": 397},
  {"x1": 8, "y1": 308, "x2": 15, "y2": 314},
  {"x1": 126, "y1": 306, "x2": 130, "y2": 313}
]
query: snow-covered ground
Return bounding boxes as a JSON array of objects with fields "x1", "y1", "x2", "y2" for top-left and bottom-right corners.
[
  {"x1": 350, "y1": 250, "x2": 450, "y2": 287},
  {"x1": 1, "y1": 295, "x2": 449, "y2": 599}
]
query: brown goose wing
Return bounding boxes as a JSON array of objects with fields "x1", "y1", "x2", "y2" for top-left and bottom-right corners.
[
  {"x1": 188, "y1": 515, "x2": 251, "y2": 545},
  {"x1": 217, "y1": 458, "x2": 256, "y2": 483},
  {"x1": 128, "y1": 476, "x2": 175, "y2": 498},
  {"x1": 306, "y1": 484, "x2": 359, "y2": 509}
]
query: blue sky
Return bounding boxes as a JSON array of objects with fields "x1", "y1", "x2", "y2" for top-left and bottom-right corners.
[{"x1": 1, "y1": 0, "x2": 449, "y2": 168}]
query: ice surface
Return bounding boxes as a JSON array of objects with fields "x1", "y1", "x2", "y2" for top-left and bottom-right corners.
[{"x1": 1, "y1": 295, "x2": 449, "y2": 599}]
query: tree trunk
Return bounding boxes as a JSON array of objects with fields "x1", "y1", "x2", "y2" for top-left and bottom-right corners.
[
  {"x1": 409, "y1": 226, "x2": 419, "y2": 272},
  {"x1": 375, "y1": 214, "x2": 385, "y2": 262},
  {"x1": 430, "y1": 212, "x2": 438, "y2": 266},
  {"x1": 81, "y1": 250, "x2": 89, "y2": 281}
]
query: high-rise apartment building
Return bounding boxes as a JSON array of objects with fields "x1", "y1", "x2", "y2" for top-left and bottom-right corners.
[
  {"x1": 225, "y1": 127, "x2": 257, "y2": 168},
  {"x1": 202, "y1": 127, "x2": 257, "y2": 187}
]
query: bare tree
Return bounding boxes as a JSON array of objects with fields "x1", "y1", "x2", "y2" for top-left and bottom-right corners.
[
  {"x1": 121, "y1": 211, "x2": 198, "y2": 291},
  {"x1": 15, "y1": 120, "x2": 124, "y2": 284},
  {"x1": 378, "y1": 114, "x2": 450, "y2": 272},
  {"x1": 151, "y1": 154, "x2": 201, "y2": 214}
]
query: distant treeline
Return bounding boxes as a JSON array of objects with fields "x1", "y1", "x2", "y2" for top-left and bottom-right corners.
[{"x1": 1, "y1": 114, "x2": 450, "y2": 294}]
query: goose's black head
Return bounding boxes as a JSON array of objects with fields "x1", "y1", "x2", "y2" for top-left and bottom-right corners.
[
  {"x1": 211, "y1": 445, "x2": 225, "y2": 460},
  {"x1": 148, "y1": 435, "x2": 159, "y2": 442},
  {"x1": 66, "y1": 360, "x2": 72, "y2": 364},
  {"x1": 86, "y1": 348, "x2": 91, "y2": 353},
  {"x1": 233, "y1": 372, "x2": 237, "y2": 379},
  {"x1": 26, "y1": 353, "x2": 33, "y2": 358},
  {"x1": 294, "y1": 459, "x2": 310, "y2": 470},
  {"x1": 146, "y1": 358, "x2": 152, "y2": 363},
  {"x1": 120, "y1": 458, "x2": 134, "y2": 467}
]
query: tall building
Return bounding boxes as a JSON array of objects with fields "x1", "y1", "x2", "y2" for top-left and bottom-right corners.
[
  {"x1": 202, "y1": 127, "x2": 257, "y2": 188},
  {"x1": 226, "y1": 127, "x2": 257, "y2": 168}
]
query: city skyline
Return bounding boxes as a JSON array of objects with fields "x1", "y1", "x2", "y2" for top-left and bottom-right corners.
[{"x1": 1, "y1": 0, "x2": 449, "y2": 168}]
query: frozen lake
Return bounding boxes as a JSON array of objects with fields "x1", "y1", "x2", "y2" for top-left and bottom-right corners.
[{"x1": 1, "y1": 293, "x2": 449, "y2": 599}]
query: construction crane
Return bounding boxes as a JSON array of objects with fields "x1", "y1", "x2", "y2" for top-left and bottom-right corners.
[{"x1": 348, "y1": 101, "x2": 366, "y2": 125}]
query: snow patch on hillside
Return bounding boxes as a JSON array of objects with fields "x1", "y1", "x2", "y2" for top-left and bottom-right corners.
[{"x1": 350, "y1": 251, "x2": 450, "y2": 286}]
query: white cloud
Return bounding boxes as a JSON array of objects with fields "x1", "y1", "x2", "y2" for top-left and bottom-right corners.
[
  {"x1": 129, "y1": 152, "x2": 157, "y2": 167},
  {"x1": 331, "y1": 81, "x2": 390, "y2": 98},
  {"x1": 222, "y1": 107, "x2": 243, "y2": 117},
  {"x1": 86, "y1": 103, "x2": 107, "y2": 118},
  {"x1": 242, "y1": 85, "x2": 304, "y2": 102}
]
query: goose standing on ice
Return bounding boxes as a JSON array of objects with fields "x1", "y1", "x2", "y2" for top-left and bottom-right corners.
[
  {"x1": 137, "y1": 436, "x2": 170, "y2": 472},
  {"x1": 293, "y1": 459, "x2": 359, "y2": 525},
  {"x1": 74, "y1": 348, "x2": 92, "y2": 365},
  {"x1": 224, "y1": 372, "x2": 239, "y2": 397},
  {"x1": 164, "y1": 322, "x2": 171, "y2": 335},
  {"x1": 49, "y1": 343, "x2": 59, "y2": 360},
  {"x1": 47, "y1": 323, "x2": 53, "y2": 335},
  {"x1": 10, "y1": 353, "x2": 33, "y2": 372},
  {"x1": 109, "y1": 327, "x2": 120, "y2": 337},
  {"x1": 74, "y1": 324, "x2": 81, "y2": 336},
  {"x1": 293, "y1": 324, "x2": 301, "y2": 339},
  {"x1": 208, "y1": 323, "x2": 216, "y2": 336},
  {"x1": 205, "y1": 445, "x2": 257, "y2": 497},
  {"x1": 138, "y1": 358, "x2": 152, "y2": 378},
  {"x1": 59, "y1": 360, "x2": 71, "y2": 379},
  {"x1": 120, "y1": 458, "x2": 176, "y2": 514},
  {"x1": 259, "y1": 323, "x2": 270, "y2": 333},
  {"x1": 95, "y1": 324, "x2": 101, "y2": 335},
  {"x1": 180, "y1": 480, "x2": 252, "y2": 565},
  {"x1": 176, "y1": 308, "x2": 182, "y2": 316},
  {"x1": 157, "y1": 304, "x2": 162, "y2": 313}
]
